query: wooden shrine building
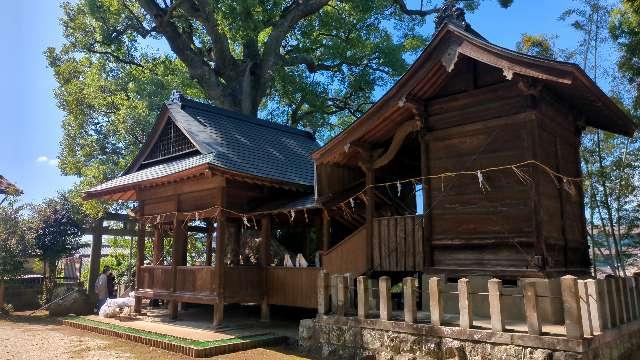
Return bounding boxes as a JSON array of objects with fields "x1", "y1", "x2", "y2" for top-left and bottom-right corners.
[
  {"x1": 85, "y1": 18, "x2": 636, "y2": 325},
  {"x1": 315, "y1": 21, "x2": 636, "y2": 280},
  {"x1": 84, "y1": 95, "x2": 324, "y2": 325}
]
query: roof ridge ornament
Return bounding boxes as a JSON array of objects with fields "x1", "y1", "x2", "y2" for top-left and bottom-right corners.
[
  {"x1": 169, "y1": 90, "x2": 182, "y2": 104},
  {"x1": 434, "y1": 5, "x2": 467, "y2": 30}
]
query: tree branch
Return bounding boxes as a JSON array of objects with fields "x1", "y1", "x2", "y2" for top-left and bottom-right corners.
[{"x1": 391, "y1": 0, "x2": 440, "y2": 17}]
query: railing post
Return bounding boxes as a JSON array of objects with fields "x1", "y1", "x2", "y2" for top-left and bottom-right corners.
[
  {"x1": 488, "y1": 278, "x2": 504, "y2": 332},
  {"x1": 368, "y1": 278, "x2": 378, "y2": 312},
  {"x1": 561, "y1": 275, "x2": 584, "y2": 339},
  {"x1": 586, "y1": 279, "x2": 603, "y2": 334},
  {"x1": 523, "y1": 282, "x2": 541, "y2": 335},
  {"x1": 629, "y1": 276, "x2": 640, "y2": 319},
  {"x1": 429, "y1": 277, "x2": 443, "y2": 326},
  {"x1": 458, "y1": 278, "x2": 472, "y2": 329},
  {"x1": 345, "y1": 273, "x2": 356, "y2": 313},
  {"x1": 605, "y1": 277, "x2": 620, "y2": 327},
  {"x1": 626, "y1": 277, "x2": 638, "y2": 320},
  {"x1": 578, "y1": 280, "x2": 593, "y2": 337},
  {"x1": 403, "y1": 277, "x2": 417, "y2": 323},
  {"x1": 597, "y1": 279, "x2": 611, "y2": 330},
  {"x1": 330, "y1": 275, "x2": 338, "y2": 313},
  {"x1": 617, "y1": 277, "x2": 629, "y2": 324},
  {"x1": 357, "y1": 276, "x2": 369, "y2": 319},
  {"x1": 421, "y1": 273, "x2": 429, "y2": 312},
  {"x1": 336, "y1": 274, "x2": 347, "y2": 317},
  {"x1": 318, "y1": 270, "x2": 330, "y2": 315},
  {"x1": 620, "y1": 277, "x2": 631, "y2": 323},
  {"x1": 379, "y1": 276, "x2": 392, "y2": 321}
]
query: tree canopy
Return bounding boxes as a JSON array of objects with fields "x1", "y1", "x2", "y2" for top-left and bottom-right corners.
[
  {"x1": 48, "y1": 0, "x2": 514, "y2": 215},
  {"x1": 610, "y1": 0, "x2": 640, "y2": 112}
]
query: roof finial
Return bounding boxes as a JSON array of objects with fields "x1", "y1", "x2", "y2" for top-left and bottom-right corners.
[
  {"x1": 169, "y1": 90, "x2": 182, "y2": 104},
  {"x1": 434, "y1": 4, "x2": 468, "y2": 30}
]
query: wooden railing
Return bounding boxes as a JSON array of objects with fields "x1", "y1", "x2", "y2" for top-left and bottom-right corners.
[
  {"x1": 176, "y1": 266, "x2": 216, "y2": 294},
  {"x1": 139, "y1": 265, "x2": 172, "y2": 291},
  {"x1": 225, "y1": 266, "x2": 263, "y2": 302},
  {"x1": 323, "y1": 226, "x2": 367, "y2": 275},
  {"x1": 372, "y1": 215, "x2": 423, "y2": 272},
  {"x1": 266, "y1": 267, "x2": 321, "y2": 309},
  {"x1": 318, "y1": 272, "x2": 640, "y2": 340}
]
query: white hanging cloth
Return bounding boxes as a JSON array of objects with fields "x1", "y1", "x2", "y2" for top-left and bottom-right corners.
[
  {"x1": 295, "y1": 253, "x2": 308, "y2": 268},
  {"x1": 283, "y1": 254, "x2": 294, "y2": 267}
]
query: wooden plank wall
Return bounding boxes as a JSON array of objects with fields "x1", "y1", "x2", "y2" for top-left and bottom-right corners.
[
  {"x1": 140, "y1": 265, "x2": 172, "y2": 291},
  {"x1": 322, "y1": 226, "x2": 368, "y2": 275},
  {"x1": 176, "y1": 266, "x2": 217, "y2": 294},
  {"x1": 372, "y1": 215, "x2": 423, "y2": 272},
  {"x1": 266, "y1": 267, "x2": 320, "y2": 308},
  {"x1": 224, "y1": 267, "x2": 263, "y2": 302}
]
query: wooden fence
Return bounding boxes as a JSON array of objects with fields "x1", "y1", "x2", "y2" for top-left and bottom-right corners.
[
  {"x1": 372, "y1": 215, "x2": 423, "y2": 272},
  {"x1": 317, "y1": 272, "x2": 640, "y2": 340}
]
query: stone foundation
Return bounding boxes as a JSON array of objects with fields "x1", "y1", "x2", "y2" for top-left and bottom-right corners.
[{"x1": 299, "y1": 315, "x2": 640, "y2": 360}]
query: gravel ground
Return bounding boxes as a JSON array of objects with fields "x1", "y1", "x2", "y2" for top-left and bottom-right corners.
[{"x1": 0, "y1": 313, "x2": 310, "y2": 360}]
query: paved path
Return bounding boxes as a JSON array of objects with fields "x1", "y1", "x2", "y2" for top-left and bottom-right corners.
[{"x1": 0, "y1": 313, "x2": 309, "y2": 360}]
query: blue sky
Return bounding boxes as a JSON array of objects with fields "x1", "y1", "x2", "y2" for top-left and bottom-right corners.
[{"x1": 0, "y1": 0, "x2": 591, "y2": 204}]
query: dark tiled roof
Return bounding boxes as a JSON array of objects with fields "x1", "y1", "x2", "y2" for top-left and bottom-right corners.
[
  {"x1": 170, "y1": 97, "x2": 320, "y2": 185},
  {"x1": 87, "y1": 97, "x2": 320, "y2": 195},
  {"x1": 89, "y1": 153, "x2": 215, "y2": 192}
]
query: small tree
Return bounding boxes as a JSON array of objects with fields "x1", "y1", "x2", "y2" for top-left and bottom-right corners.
[
  {"x1": 30, "y1": 193, "x2": 84, "y2": 302},
  {"x1": 0, "y1": 200, "x2": 32, "y2": 309}
]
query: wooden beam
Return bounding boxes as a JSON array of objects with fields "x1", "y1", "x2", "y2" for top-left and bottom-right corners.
[
  {"x1": 364, "y1": 163, "x2": 375, "y2": 272},
  {"x1": 372, "y1": 119, "x2": 422, "y2": 169},
  {"x1": 420, "y1": 131, "x2": 433, "y2": 268},
  {"x1": 205, "y1": 220, "x2": 213, "y2": 266},
  {"x1": 260, "y1": 215, "x2": 271, "y2": 322},
  {"x1": 134, "y1": 218, "x2": 146, "y2": 313},
  {"x1": 152, "y1": 224, "x2": 164, "y2": 265},
  {"x1": 214, "y1": 186, "x2": 226, "y2": 327},
  {"x1": 321, "y1": 209, "x2": 330, "y2": 252}
]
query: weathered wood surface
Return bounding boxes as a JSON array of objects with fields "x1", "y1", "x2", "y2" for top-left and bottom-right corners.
[
  {"x1": 372, "y1": 215, "x2": 423, "y2": 272},
  {"x1": 266, "y1": 267, "x2": 320, "y2": 309},
  {"x1": 225, "y1": 266, "x2": 263, "y2": 302},
  {"x1": 323, "y1": 226, "x2": 367, "y2": 275}
]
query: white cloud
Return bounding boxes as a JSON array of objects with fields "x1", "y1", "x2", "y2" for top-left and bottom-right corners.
[{"x1": 35, "y1": 156, "x2": 59, "y2": 167}]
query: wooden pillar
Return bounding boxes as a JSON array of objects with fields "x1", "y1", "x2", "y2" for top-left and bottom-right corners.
[
  {"x1": 578, "y1": 280, "x2": 593, "y2": 337},
  {"x1": 379, "y1": 276, "x2": 392, "y2": 321},
  {"x1": 458, "y1": 278, "x2": 472, "y2": 329},
  {"x1": 318, "y1": 270, "x2": 330, "y2": 315},
  {"x1": 523, "y1": 282, "x2": 542, "y2": 335},
  {"x1": 429, "y1": 277, "x2": 444, "y2": 326},
  {"x1": 419, "y1": 133, "x2": 433, "y2": 268},
  {"x1": 134, "y1": 219, "x2": 146, "y2": 313},
  {"x1": 260, "y1": 216, "x2": 271, "y2": 321},
  {"x1": 228, "y1": 220, "x2": 241, "y2": 266},
  {"x1": 364, "y1": 165, "x2": 375, "y2": 271},
  {"x1": 152, "y1": 224, "x2": 164, "y2": 265},
  {"x1": 205, "y1": 220, "x2": 213, "y2": 266},
  {"x1": 169, "y1": 217, "x2": 187, "y2": 319},
  {"x1": 87, "y1": 218, "x2": 104, "y2": 303},
  {"x1": 213, "y1": 190, "x2": 227, "y2": 327},
  {"x1": 403, "y1": 277, "x2": 417, "y2": 323},
  {"x1": 357, "y1": 276, "x2": 369, "y2": 319},
  {"x1": 561, "y1": 275, "x2": 584, "y2": 339},
  {"x1": 321, "y1": 209, "x2": 330, "y2": 253},
  {"x1": 488, "y1": 278, "x2": 504, "y2": 332}
]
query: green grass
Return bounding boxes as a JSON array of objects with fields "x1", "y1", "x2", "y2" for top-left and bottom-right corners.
[{"x1": 64, "y1": 316, "x2": 277, "y2": 349}]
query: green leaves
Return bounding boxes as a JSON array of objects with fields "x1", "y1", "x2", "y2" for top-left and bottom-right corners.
[{"x1": 610, "y1": 0, "x2": 640, "y2": 114}]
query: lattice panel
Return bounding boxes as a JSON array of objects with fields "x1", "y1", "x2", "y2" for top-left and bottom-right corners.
[{"x1": 145, "y1": 120, "x2": 196, "y2": 162}]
